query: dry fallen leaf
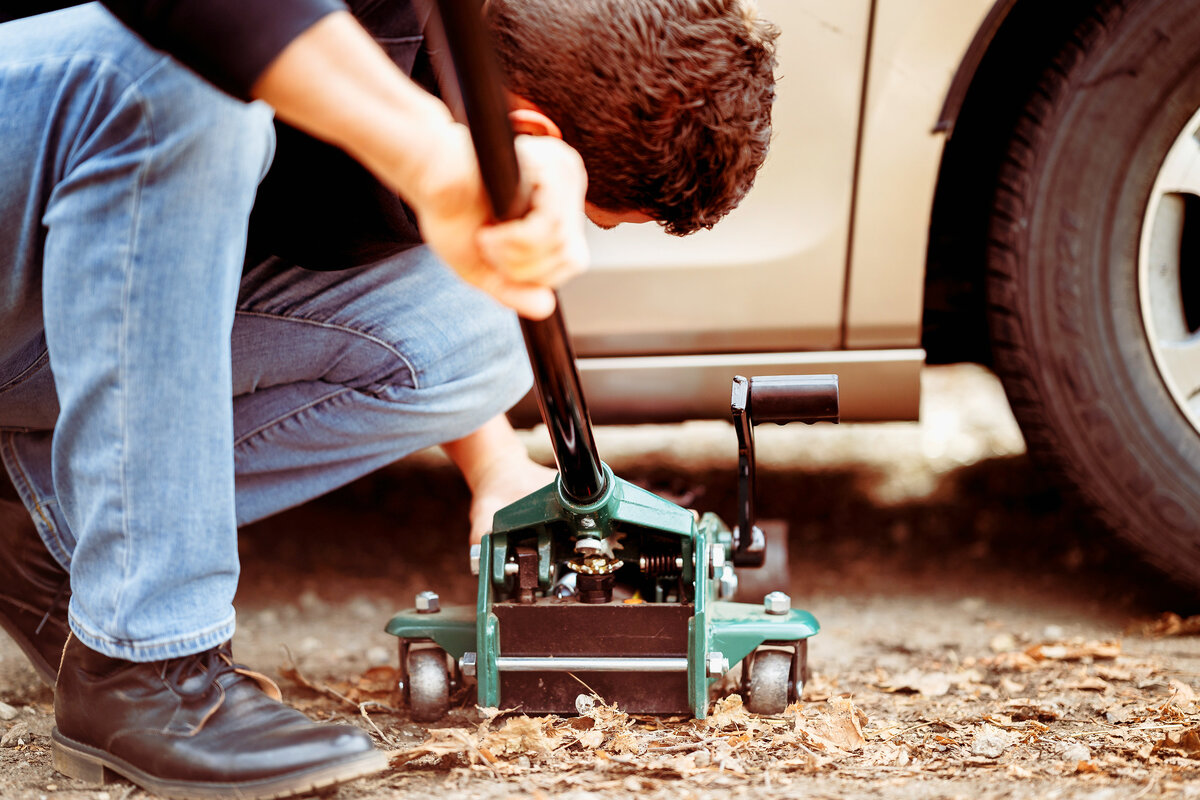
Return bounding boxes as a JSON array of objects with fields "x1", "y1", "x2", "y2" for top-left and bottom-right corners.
[
  {"x1": 1065, "y1": 675, "x2": 1110, "y2": 692},
  {"x1": 483, "y1": 715, "x2": 561, "y2": 759},
  {"x1": 1133, "y1": 612, "x2": 1200, "y2": 638},
  {"x1": 1167, "y1": 679, "x2": 1197, "y2": 711},
  {"x1": 389, "y1": 727, "x2": 478, "y2": 766},
  {"x1": 798, "y1": 697, "x2": 868, "y2": 753},
  {"x1": 878, "y1": 669, "x2": 954, "y2": 697},
  {"x1": 706, "y1": 695, "x2": 753, "y2": 730},
  {"x1": 1026, "y1": 640, "x2": 1120, "y2": 662},
  {"x1": 1151, "y1": 728, "x2": 1200, "y2": 760}
]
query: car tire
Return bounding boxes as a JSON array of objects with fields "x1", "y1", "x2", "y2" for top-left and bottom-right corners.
[{"x1": 987, "y1": 0, "x2": 1200, "y2": 587}]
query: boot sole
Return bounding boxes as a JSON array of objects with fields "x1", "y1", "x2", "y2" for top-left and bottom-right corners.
[{"x1": 51, "y1": 728, "x2": 390, "y2": 800}]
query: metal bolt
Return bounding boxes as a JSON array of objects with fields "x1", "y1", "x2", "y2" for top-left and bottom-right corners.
[
  {"x1": 718, "y1": 565, "x2": 739, "y2": 600},
  {"x1": 579, "y1": 516, "x2": 596, "y2": 529},
  {"x1": 415, "y1": 590, "x2": 440, "y2": 613},
  {"x1": 706, "y1": 651, "x2": 729, "y2": 678},
  {"x1": 469, "y1": 544, "x2": 480, "y2": 576},
  {"x1": 459, "y1": 652, "x2": 477, "y2": 678},
  {"x1": 763, "y1": 591, "x2": 791, "y2": 615},
  {"x1": 504, "y1": 561, "x2": 520, "y2": 575},
  {"x1": 710, "y1": 542, "x2": 726, "y2": 571}
]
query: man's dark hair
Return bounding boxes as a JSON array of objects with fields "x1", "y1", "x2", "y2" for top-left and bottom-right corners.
[{"x1": 486, "y1": 0, "x2": 779, "y2": 235}]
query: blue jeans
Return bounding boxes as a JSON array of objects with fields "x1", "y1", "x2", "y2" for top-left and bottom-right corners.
[{"x1": 0, "y1": 5, "x2": 530, "y2": 661}]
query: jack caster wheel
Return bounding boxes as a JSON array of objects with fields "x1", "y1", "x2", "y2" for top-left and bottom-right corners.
[
  {"x1": 406, "y1": 648, "x2": 450, "y2": 722},
  {"x1": 743, "y1": 649, "x2": 793, "y2": 715}
]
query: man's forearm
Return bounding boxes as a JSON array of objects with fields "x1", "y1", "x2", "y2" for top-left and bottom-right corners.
[
  {"x1": 249, "y1": 10, "x2": 456, "y2": 206},
  {"x1": 442, "y1": 414, "x2": 531, "y2": 493}
]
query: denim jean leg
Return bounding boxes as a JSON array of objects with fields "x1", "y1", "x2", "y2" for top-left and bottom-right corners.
[
  {"x1": 0, "y1": 6, "x2": 276, "y2": 660},
  {"x1": 230, "y1": 249, "x2": 532, "y2": 525}
]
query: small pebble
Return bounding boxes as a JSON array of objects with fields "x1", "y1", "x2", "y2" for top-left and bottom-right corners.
[
  {"x1": 1062, "y1": 742, "x2": 1091, "y2": 763},
  {"x1": 0, "y1": 702, "x2": 17, "y2": 721},
  {"x1": 366, "y1": 646, "x2": 391, "y2": 665},
  {"x1": 970, "y1": 725, "x2": 1012, "y2": 759},
  {"x1": 1042, "y1": 624, "x2": 1066, "y2": 640},
  {"x1": 575, "y1": 694, "x2": 596, "y2": 715},
  {"x1": 989, "y1": 633, "x2": 1017, "y2": 653},
  {"x1": 1, "y1": 721, "x2": 31, "y2": 747},
  {"x1": 349, "y1": 597, "x2": 378, "y2": 620},
  {"x1": 254, "y1": 608, "x2": 280, "y2": 627},
  {"x1": 298, "y1": 588, "x2": 326, "y2": 613},
  {"x1": 297, "y1": 636, "x2": 323, "y2": 655},
  {"x1": 959, "y1": 597, "x2": 984, "y2": 613}
]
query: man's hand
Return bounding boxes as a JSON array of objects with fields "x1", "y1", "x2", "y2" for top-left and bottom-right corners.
[
  {"x1": 406, "y1": 128, "x2": 589, "y2": 320},
  {"x1": 441, "y1": 415, "x2": 559, "y2": 544},
  {"x1": 252, "y1": 12, "x2": 588, "y2": 319}
]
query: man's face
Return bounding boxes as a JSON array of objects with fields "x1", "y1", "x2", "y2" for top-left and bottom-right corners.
[{"x1": 585, "y1": 203, "x2": 653, "y2": 230}]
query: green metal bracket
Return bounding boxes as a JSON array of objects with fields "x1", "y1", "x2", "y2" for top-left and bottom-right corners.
[
  {"x1": 384, "y1": 604, "x2": 475, "y2": 659},
  {"x1": 710, "y1": 602, "x2": 820, "y2": 668}
]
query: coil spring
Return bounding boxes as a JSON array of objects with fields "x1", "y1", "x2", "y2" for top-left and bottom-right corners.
[{"x1": 639, "y1": 553, "x2": 683, "y2": 577}]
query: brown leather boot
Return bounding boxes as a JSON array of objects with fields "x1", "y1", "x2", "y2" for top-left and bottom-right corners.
[
  {"x1": 0, "y1": 487, "x2": 71, "y2": 686},
  {"x1": 52, "y1": 635, "x2": 388, "y2": 799}
]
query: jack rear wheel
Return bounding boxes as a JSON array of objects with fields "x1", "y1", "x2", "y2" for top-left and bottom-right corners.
[
  {"x1": 406, "y1": 648, "x2": 450, "y2": 722},
  {"x1": 743, "y1": 649, "x2": 792, "y2": 714}
]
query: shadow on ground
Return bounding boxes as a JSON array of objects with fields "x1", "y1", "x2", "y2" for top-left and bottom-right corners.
[{"x1": 236, "y1": 450, "x2": 1197, "y2": 624}]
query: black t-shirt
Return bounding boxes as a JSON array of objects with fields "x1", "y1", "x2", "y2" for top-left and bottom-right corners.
[{"x1": 3, "y1": 0, "x2": 439, "y2": 271}]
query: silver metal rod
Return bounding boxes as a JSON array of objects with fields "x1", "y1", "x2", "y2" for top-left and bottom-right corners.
[{"x1": 495, "y1": 656, "x2": 689, "y2": 673}]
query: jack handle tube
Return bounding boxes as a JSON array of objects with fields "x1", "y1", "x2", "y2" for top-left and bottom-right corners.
[{"x1": 432, "y1": 0, "x2": 606, "y2": 503}]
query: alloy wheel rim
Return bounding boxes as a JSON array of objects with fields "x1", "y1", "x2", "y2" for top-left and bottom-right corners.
[{"x1": 1138, "y1": 106, "x2": 1200, "y2": 436}]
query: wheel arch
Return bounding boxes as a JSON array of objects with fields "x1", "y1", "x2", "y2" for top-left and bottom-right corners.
[{"x1": 922, "y1": 0, "x2": 1104, "y2": 365}]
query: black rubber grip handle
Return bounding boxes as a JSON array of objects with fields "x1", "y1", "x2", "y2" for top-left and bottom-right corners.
[
  {"x1": 432, "y1": 0, "x2": 605, "y2": 503},
  {"x1": 749, "y1": 375, "x2": 840, "y2": 425},
  {"x1": 433, "y1": 0, "x2": 527, "y2": 221}
]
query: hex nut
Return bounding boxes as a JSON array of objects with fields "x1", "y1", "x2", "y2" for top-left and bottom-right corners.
[
  {"x1": 706, "y1": 651, "x2": 729, "y2": 678},
  {"x1": 763, "y1": 591, "x2": 791, "y2": 615},
  {"x1": 459, "y1": 652, "x2": 477, "y2": 678},
  {"x1": 469, "y1": 544, "x2": 481, "y2": 576},
  {"x1": 415, "y1": 590, "x2": 440, "y2": 613}
]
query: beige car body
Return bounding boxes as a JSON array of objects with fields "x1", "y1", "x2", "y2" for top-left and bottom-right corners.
[{"x1": 516, "y1": 0, "x2": 1002, "y2": 425}]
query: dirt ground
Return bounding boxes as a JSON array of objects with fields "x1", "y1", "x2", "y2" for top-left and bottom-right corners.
[{"x1": 3, "y1": 364, "x2": 1200, "y2": 799}]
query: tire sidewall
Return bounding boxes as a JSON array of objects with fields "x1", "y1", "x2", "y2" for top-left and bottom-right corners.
[{"x1": 995, "y1": 0, "x2": 1200, "y2": 569}]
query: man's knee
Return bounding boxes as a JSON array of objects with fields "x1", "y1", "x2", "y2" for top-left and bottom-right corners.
[{"x1": 366, "y1": 288, "x2": 531, "y2": 433}]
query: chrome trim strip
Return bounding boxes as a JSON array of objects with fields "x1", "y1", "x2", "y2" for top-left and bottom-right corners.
[{"x1": 495, "y1": 656, "x2": 690, "y2": 673}]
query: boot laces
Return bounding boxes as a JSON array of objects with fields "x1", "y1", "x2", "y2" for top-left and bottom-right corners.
[{"x1": 164, "y1": 644, "x2": 240, "y2": 699}]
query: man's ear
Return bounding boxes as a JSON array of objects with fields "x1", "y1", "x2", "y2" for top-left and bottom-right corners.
[{"x1": 508, "y1": 108, "x2": 563, "y2": 139}]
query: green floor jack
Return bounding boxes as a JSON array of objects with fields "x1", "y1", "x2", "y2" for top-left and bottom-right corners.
[{"x1": 386, "y1": 0, "x2": 834, "y2": 722}]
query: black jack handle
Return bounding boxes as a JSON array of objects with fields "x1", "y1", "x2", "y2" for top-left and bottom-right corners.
[
  {"x1": 431, "y1": 0, "x2": 605, "y2": 503},
  {"x1": 731, "y1": 375, "x2": 840, "y2": 567}
]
